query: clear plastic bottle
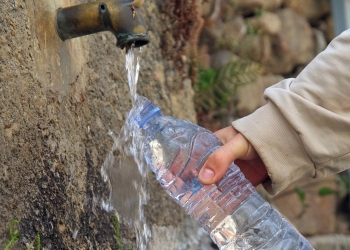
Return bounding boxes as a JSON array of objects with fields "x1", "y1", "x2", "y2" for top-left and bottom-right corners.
[{"x1": 132, "y1": 98, "x2": 314, "y2": 250}]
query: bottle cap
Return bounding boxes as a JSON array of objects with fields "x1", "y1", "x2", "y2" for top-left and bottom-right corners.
[{"x1": 135, "y1": 100, "x2": 162, "y2": 129}]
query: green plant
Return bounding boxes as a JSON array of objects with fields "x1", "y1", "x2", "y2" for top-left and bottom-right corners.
[
  {"x1": 112, "y1": 214, "x2": 122, "y2": 250},
  {"x1": 4, "y1": 220, "x2": 42, "y2": 250},
  {"x1": 216, "y1": 36, "x2": 239, "y2": 52},
  {"x1": 27, "y1": 232, "x2": 41, "y2": 250},
  {"x1": 292, "y1": 174, "x2": 350, "y2": 216},
  {"x1": 254, "y1": 8, "x2": 265, "y2": 17},
  {"x1": 5, "y1": 220, "x2": 19, "y2": 250},
  {"x1": 246, "y1": 22, "x2": 261, "y2": 36},
  {"x1": 194, "y1": 58, "x2": 260, "y2": 128},
  {"x1": 36, "y1": 232, "x2": 41, "y2": 250},
  {"x1": 318, "y1": 175, "x2": 349, "y2": 197},
  {"x1": 294, "y1": 187, "x2": 308, "y2": 217}
]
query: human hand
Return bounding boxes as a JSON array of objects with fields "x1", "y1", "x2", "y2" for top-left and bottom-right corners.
[{"x1": 198, "y1": 126, "x2": 269, "y2": 187}]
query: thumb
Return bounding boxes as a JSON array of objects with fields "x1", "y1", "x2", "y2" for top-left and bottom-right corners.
[{"x1": 198, "y1": 133, "x2": 251, "y2": 184}]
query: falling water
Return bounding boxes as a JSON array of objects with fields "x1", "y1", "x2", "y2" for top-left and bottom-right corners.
[
  {"x1": 126, "y1": 44, "x2": 141, "y2": 105},
  {"x1": 101, "y1": 45, "x2": 151, "y2": 250}
]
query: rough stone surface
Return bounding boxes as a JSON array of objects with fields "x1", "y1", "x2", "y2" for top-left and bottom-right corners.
[
  {"x1": 236, "y1": 74, "x2": 284, "y2": 116},
  {"x1": 200, "y1": 0, "x2": 216, "y2": 19},
  {"x1": 262, "y1": 0, "x2": 284, "y2": 11},
  {"x1": 203, "y1": 0, "x2": 222, "y2": 25},
  {"x1": 220, "y1": 16, "x2": 247, "y2": 48},
  {"x1": 0, "y1": 0, "x2": 198, "y2": 249},
  {"x1": 269, "y1": 176, "x2": 338, "y2": 235},
  {"x1": 210, "y1": 50, "x2": 236, "y2": 69},
  {"x1": 307, "y1": 234, "x2": 350, "y2": 250},
  {"x1": 236, "y1": 34, "x2": 272, "y2": 63},
  {"x1": 313, "y1": 28, "x2": 328, "y2": 55},
  {"x1": 148, "y1": 225, "x2": 179, "y2": 250},
  {"x1": 266, "y1": 9, "x2": 315, "y2": 74},
  {"x1": 247, "y1": 11, "x2": 282, "y2": 35},
  {"x1": 233, "y1": 0, "x2": 264, "y2": 15},
  {"x1": 285, "y1": 0, "x2": 331, "y2": 22},
  {"x1": 200, "y1": 15, "x2": 246, "y2": 53}
]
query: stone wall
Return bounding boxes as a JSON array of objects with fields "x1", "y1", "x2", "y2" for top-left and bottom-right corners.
[
  {"x1": 0, "y1": 0, "x2": 199, "y2": 249},
  {"x1": 197, "y1": 0, "x2": 333, "y2": 119}
]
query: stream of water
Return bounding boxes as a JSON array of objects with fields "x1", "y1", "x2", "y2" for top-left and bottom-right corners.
[{"x1": 100, "y1": 45, "x2": 150, "y2": 250}]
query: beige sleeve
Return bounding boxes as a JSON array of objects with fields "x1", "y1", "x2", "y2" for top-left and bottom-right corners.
[{"x1": 232, "y1": 29, "x2": 350, "y2": 195}]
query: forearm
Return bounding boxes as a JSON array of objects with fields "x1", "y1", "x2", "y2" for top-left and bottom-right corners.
[{"x1": 233, "y1": 29, "x2": 350, "y2": 195}]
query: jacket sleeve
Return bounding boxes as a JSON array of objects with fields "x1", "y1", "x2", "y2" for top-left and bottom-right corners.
[{"x1": 232, "y1": 29, "x2": 350, "y2": 195}]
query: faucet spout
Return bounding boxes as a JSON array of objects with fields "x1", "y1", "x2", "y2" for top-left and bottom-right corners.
[{"x1": 56, "y1": 0, "x2": 149, "y2": 49}]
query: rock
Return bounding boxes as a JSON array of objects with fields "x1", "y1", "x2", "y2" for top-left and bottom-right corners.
[
  {"x1": 284, "y1": 0, "x2": 331, "y2": 22},
  {"x1": 313, "y1": 28, "x2": 327, "y2": 55},
  {"x1": 270, "y1": 176, "x2": 338, "y2": 236},
  {"x1": 197, "y1": 45, "x2": 211, "y2": 68},
  {"x1": 236, "y1": 74, "x2": 284, "y2": 116},
  {"x1": 307, "y1": 235, "x2": 350, "y2": 250},
  {"x1": 202, "y1": 0, "x2": 221, "y2": 25},
  {"x1": 221, "y1": 1, "x2": 236, "y2": 22},
  {"x1": 335, "y1": 214, "x2": 350, "y2": 234},
  {"x1": 232, "y1": 0, "x2": 264, "y2": 15},
  {"x1": 177, "y1": 215, "x2": 208, "y2": 250},
  {"x1": 200, "y1": 0, "x2": 215, "y2": 19},
  {"x1": 149, "y1": 225, "x2": 179, "y2": 250},
  {"x1": 219, "y1": 16, "x2": 247, "y2": 49},
  {"x1": 199, "y1": 25, "x2": 222, "y2": 53},
  {"x1": 235, "y1": 34, "x2": 271, "y2": 63},
  {"x1": 199, "y1": 15, "x2": 246, "y2": 52},
  {"x1": 262, "y1": 0, "x2": 284, "y2": 11},
  {"x1": 247, "y1": 11, "x2": 282, "y2": 35},
  {"x1": 325, "y1": 16, "x2": 335, "y2": 42},
  {"x1": 266, "y1": 9, "x2": 315, "y2": 74},
  {"x1": 210, "y1": 50, "x2": 235, "y2": 69}
]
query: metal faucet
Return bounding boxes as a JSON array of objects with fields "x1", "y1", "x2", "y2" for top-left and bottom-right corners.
[{"x1": 56, "y1": 0, "x2": 149, "y2": 49}]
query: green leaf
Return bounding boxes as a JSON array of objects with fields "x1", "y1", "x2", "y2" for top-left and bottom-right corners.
[
  {"x1": 195, "y1": 58, "x2": 260, "y2": 114},
  {"x1": 37, "y1": 232, "x2": 41, "y2": 250},
  {"x1": 318, "y1": 187, "x2": 337, "y2": 196},
  {"x1": 294, "y1": 187, "x2": 306, "y2": 204},
  {"x1": 336, "y1": 175, "x2": 349, "y2": 192},
  {"x1": 5, "y1": 220, "x2": 19, "y2": 250}
]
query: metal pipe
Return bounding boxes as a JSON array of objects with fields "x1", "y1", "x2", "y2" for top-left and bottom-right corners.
[{"x1": 56, "y1": 0, "x2": 149, "y2": 49}]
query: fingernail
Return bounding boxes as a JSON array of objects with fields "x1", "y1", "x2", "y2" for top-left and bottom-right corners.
[{"x1": 199, "y1": 168, "x2": 215, "y2": 182}]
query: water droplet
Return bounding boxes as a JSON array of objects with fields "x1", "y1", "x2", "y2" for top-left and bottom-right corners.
[{"x1": 73, "y1": 229, "x2": 79, "y2": 239}]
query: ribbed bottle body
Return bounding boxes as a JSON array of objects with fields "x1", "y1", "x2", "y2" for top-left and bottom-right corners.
[{"x1": 139, "y1": 111, "x2": 313, "y2": 249}]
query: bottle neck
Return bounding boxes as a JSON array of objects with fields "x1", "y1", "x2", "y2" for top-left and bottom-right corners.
[
  {"x1": 138, "y1": 107, "x2": 162, "y2": 129},
  {"x1": 135, "y1": 100, "x2": 163, "y2": 129}
]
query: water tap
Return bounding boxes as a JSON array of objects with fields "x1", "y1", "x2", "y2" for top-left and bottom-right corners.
[{"x1": 56, "y1": 0, "x2": 149, "y2": 49}]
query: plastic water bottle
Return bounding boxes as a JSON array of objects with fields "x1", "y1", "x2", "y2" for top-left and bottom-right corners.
[{"x1": 132, "y1": 97, "x2": 314, "y2": 250}]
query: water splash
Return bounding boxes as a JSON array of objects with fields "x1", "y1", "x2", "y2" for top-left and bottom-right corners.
[{"x1": 100, "y1": 46, "x2": 151, "y2": 250}]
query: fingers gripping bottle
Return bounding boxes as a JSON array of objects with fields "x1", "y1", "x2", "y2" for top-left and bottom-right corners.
[{"x1": 133, "y1": 98, "x2": 314, "y2": 250}]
